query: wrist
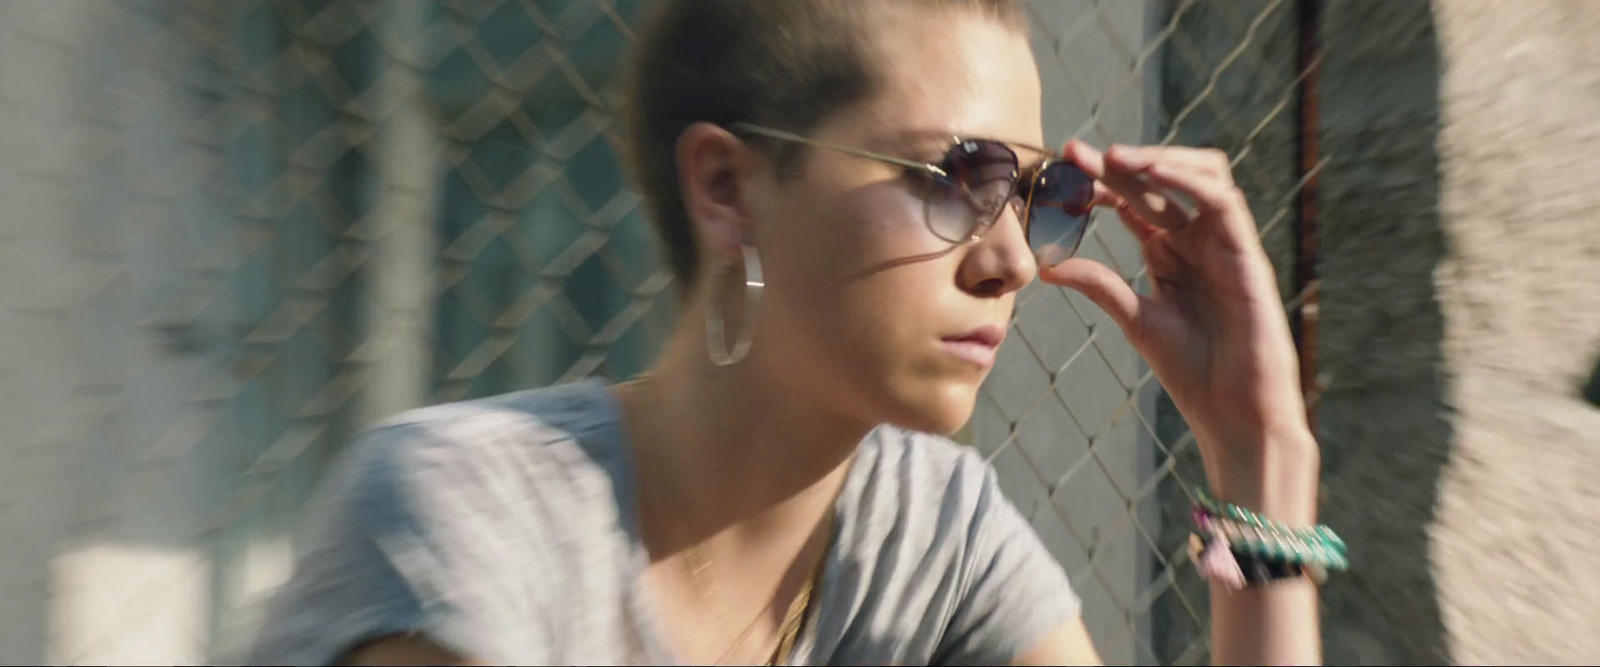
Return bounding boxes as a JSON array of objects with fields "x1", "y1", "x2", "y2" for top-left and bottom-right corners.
[{"x1": 1199, "y1": 425, "x2": 1321, "y2": 526}]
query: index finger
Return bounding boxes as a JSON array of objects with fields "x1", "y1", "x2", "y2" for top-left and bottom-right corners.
[
  {"x1": 1063, "y1": 140, "x2": 1190, "y2": 230},
  {"x1": 1062, "y1": 139, "x2": 1110, "y2": 180}
]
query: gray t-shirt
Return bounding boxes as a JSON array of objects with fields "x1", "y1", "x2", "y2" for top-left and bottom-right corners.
[{"x1": 248, "y1": 379, "x2": 1080, "y2": 665}]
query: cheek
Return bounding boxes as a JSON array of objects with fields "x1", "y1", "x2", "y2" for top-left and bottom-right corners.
[
  {"x1": 760, "y1": 187, "x2": 954, "y2": 370},
  {"x1": 772, "y1": 181, "x2": 947, "y2": 281}
]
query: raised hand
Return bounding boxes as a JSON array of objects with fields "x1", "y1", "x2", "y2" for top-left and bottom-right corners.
[{"x1": 1041, "y1": 141, "x2": 1317, "y2": 517}]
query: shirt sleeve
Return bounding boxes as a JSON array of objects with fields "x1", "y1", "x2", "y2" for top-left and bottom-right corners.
[
  {"x1": 245, "y1": 424, "x2": 527, "y2": 666},
  {"x1": 934, "y1": 460, "x2": 1083, "y2": 666}
]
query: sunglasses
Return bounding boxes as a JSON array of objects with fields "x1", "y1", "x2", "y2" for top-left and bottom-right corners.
[{"x1": 730, "y1": 123, "x2": 1095, "y2": 267}]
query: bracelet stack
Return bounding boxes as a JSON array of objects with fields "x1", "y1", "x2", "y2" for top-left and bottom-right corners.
[{"x1": 1188, "y1": 489, "x2": 1347, "y2": 590}]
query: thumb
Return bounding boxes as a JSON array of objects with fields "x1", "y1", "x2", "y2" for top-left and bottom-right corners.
[{"x1": 1039, "y1": 257, "x2": 1147, "y2": 341}]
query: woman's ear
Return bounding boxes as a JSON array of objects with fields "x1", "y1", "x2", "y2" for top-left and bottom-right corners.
[{"x1": 677, "y1": 122, "x2": 757, "y2": 261}]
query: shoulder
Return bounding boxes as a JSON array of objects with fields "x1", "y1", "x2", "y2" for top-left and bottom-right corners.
[
  {"x1": 364, "y1": 378, "x2": 621, "y2": 457},
  {"x1": 248, "y1": 380, "x2": 631, "y2": 665},
  {"x1": 310, "y1": 379, "x2": 630, "y2": 557},
  {"x1": 345, "y1": 379, "x2": 625, "y2": 491}
]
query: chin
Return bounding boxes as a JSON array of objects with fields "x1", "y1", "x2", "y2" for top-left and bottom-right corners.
[{"x1": 883, "y1": 378, "x2": 982, "y2": 436}]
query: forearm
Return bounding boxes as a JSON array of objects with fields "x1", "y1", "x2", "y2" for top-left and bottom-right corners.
[{"x1": 1201, "y1": 426, "x2": 1323, "y2": 666}]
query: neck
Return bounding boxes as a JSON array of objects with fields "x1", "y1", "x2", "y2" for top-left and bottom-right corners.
[{"x1": 618, "y1": 318, "x2": 873, "y2": 553}]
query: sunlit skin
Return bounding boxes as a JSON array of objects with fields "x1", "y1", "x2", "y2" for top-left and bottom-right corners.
[
  {"x1": 343, "y1": 6, "x2": 1322, "y2": 666},
  {"x1": 742, "y1": 10, "x2": 1048, "y2": 438}
]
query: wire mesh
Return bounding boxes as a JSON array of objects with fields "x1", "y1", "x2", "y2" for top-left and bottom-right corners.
[{"x1": 0, "y1": 1, "x2": 1317, "y2": 664}]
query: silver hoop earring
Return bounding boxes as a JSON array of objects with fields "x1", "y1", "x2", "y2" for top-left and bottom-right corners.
[{"x1": 706, "y1": 245, "x2": 764, "y2": 366}]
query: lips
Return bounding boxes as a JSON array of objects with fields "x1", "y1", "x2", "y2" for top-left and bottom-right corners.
[
  {"x1": 943, "y1": 324, "x2": 1006, "y2": 349},
  {"x1": 940, "y1": 324, "x2": 1006, "y2": 369}
]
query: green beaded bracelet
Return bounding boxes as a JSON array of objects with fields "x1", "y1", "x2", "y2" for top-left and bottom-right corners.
[
  {"x1": 1224, "y1": 524, "x2": 1349, "y2": 570},
  {"x1": 1194, "y1": 489, "x2": 1348, "y2": 571},
  {"x1": 1195, "y1": 490, "x2": 1346, "y2": 549}
]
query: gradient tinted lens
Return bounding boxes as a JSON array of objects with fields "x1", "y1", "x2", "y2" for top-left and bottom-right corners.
[
  {"x1": 923, "y1": 140, "x2": 1020, "y2": 243},
  {"x1": 1026, "y1": 161, "x2": 1095, "y2": 267}
]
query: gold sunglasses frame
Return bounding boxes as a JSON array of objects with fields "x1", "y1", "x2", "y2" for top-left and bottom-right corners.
[{"x1": 728, "y1": 122, "x2": 1072, "y2": 245}]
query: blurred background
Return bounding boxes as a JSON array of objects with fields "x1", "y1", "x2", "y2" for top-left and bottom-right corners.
[{"x1": 0, "y1": 0, "x2": 1596, "y2": 664}]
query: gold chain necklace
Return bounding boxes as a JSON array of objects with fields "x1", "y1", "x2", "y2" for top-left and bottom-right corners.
[
  {"x1": 625, "y1": 376, "x2": 825, "y2": 665},
  {"x1": 658, "y1": 466, "x2": 824, "y2": 665}
]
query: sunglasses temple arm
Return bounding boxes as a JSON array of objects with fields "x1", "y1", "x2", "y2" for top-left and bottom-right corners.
[
  {"x1": 732, "y1": 123, "x2": 947, "y2": 178},
  {"x1": 822, "y1": 143, "x2": 947, "y2": 177}
]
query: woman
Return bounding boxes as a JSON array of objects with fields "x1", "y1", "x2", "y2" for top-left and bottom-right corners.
[{"x1": 250, "y1": 1, "x2": 1331, "y2": 664}]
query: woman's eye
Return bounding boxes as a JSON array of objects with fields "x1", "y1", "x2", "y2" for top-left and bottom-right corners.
[
  {"x1": 903, "y1": 168, "x2": 950, "y2": 195},
  {"x1": 928, "y1": 175, "x2": 971, "y2": 205}
]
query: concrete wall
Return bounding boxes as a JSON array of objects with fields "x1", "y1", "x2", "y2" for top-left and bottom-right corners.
[
  {"x1": 1315, "y1": 2, "x2": 1453, "y2": 661},
  {"x1": 1117, "y1": 2, "x2": 1600, "y2": 664},
  {"x1": 1317, "y1": 0, "x2": 1600, "y2": 663},
  {"x1": 0, "y1": 3, "x2": 243, "y2": 662},
  {"x1": 0, "y1": 2, "x2": 425, "y2": 662}
]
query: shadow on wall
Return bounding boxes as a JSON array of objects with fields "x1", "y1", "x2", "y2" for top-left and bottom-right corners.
[
  {"x1": 1584, "y1": 350, "x2": 1600, "y2": 407},
  {"x1": 1146, "y1": 1, "x2": 1453, "y2": 664},
  {"x1": 1314, "y1": 1, "x2": 1452, "y2": 664},
  {"x1": 1135, "y1": 1, "x2": 1448, "y2": 663}
]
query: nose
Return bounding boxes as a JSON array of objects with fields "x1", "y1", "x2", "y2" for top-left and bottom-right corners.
[{"x1": 956, "y1": 204, "x2": 1037, "y2": 298}]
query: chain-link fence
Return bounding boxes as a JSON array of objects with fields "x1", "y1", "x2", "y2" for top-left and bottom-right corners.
[
  {"x1": 0, "y1": 1, "x2": 1319, "y2": 664},
  {"x1": 976, "y1": 2, "x2": 1317, "y2": 664}
]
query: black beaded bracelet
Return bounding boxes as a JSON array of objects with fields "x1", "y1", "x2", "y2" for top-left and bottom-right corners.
[{"x1": 1189, "y1": 531, "x2": 1326, "y2": 588}]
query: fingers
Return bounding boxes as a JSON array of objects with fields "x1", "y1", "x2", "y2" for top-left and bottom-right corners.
[
  {"x1": 1115, "y1": 200, "x2": 1162, "y2": 242},
  {"x1": 1091, "y1": 183, "x2": 1166, "y2": 238},
  {"x1": 1099, "y1": 142, "x2": 1245, "y2": 217},
  {"x1": 1137, "y1": 160, "x2": 1245, "y2": 213},
  {"x1": 1065, "y1": 141, "x2": 1191, "y2": 231},
  {"x1": 1090, "y1": 181, "x2": 1122, "y2": 208},
  {"x1": 1038, "y1": 257, "x2": 1149, "y2": 342},
  {"x1": 1135, "y1": 160, "x2": 1259, "y2": 246},
  {"x1": 1090, "y1": 182, "x2": 1165, "y2": 238},
  {"x1": 1063, "y1": 139, "x2": 1105, "y2": 176},
  {"x1": 1105, "y1": 144, "x2": 1234, "y2": 178}
]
